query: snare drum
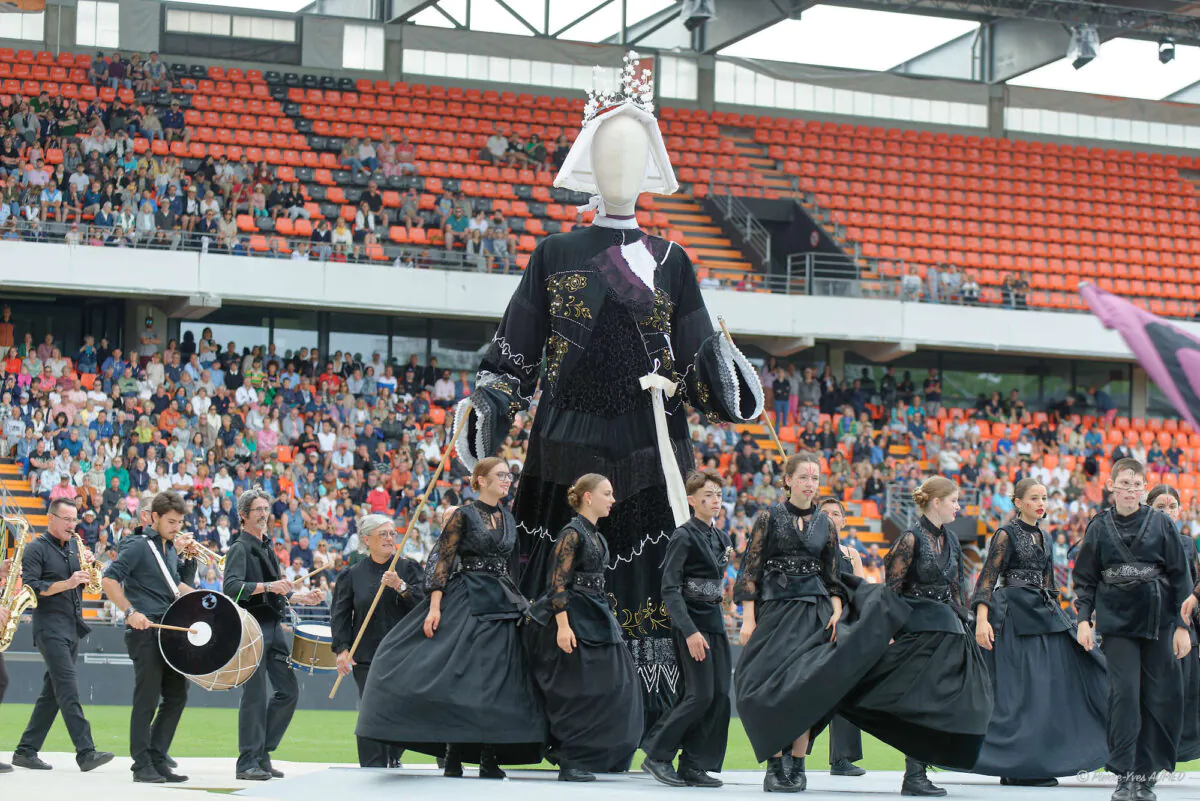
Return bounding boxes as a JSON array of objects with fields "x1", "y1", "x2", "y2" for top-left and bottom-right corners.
[
  {"x1": 289, "y1": 623, "x2": 337, "y2": 674},
  {"x1": 159, "y1": 591, "x2": 264, "y2": 691}
]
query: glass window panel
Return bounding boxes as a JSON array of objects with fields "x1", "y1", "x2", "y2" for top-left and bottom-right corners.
[
  {"x1": 509, "y1": 58, "x2": 531, "y2": 84},
  {"x1": 911, "y1": 97, "x2": 931, "y2": 122},
  {"x1": 1059, "y1": 112, "x2": 1078, "y2": 137},
  {"x1": 166, "y1": 9, "x2": 187, "y2": 32},
  {"x1": 774, "y1": 79, "x2": 795, "y2": 110},
  {"x1": 1074, "y1": 361, "x2": 1131, "y2": 415},
  {"x1": 77, "y1": 1, "x2": 97, "y2": 46},
  {"x1": 252, "y1": 17, "x2": 275, "y2": 40},
  {"x1": 677, "y1": 58, "x2": 698, "y2": 101},
  {"x1": 1186, "y1": 126, "x2": 1200, "y2": 149},
  {"x1": 793, "y1": 82, "x2": 814, "y2": 110},
  {"x1": 1077, "y1": 113, "x2": 1096, "y2": 139},
  {"x1": 754, "y1": 71, "x2": 774, "y2": 107},
  {"x1": 329, "y1": 313, "x2": 389, "y2": 365},
  {"x1": 551, "y1": 61, "x2": 573, "y2": 91},
  {"x1": 96, "y1": 0, "x2": 119, "y2": 48},
  {"x1": 1096, "y1": 115, "x2": 1114, "y2": 140},
  {"x1": 488, "y1": 56, "x2": 510, "y2": 83},
  {"x1": 851, "y1": 91, "x2": 872, "y2": 118},
  {"x1": 889, "y1": 94, "x2": 911, "y2": 120},
  {"x1": 445, "y1": 51, "x2": 469, "y2": 79},
  {"x1": 929, "y1": 100, "x2": 950, "y2": 124},
  {"x1": 1041, "y1": 110, "x2": 1060, "y2": 135},
  {"x1": 1112, "y1": 116, "x2": 1132, "y2": 141},
  {"x1": 530, "y1": 60, "x2": 553, "y2": 86},
  {"x1": 468, "y1": 54, "x2": 489, "y2": 81},
  {"x1": 714, "y1": 61, "x2": 735, "y2": 103},
  {"x1": 831, "y1": 88, "x2": 853, "y2": 115},
  {"x1": 1148, "y1": 121, "x2": 1167, "y2": 146},
  {"x1": 391, "y1": 317, "x2": 429, "y2": 368},
  {"x1": 21, "y1": 12, "x2": 43, "y2": 40},
  {"x1": 1131, "y1": 119, "x2": 1149, "y2": 144},
  {"x1": 231, "y1": 16, "x2": 252, "y2": 38},
  {"x1": 405, "y1": 49, "x2": 426, "y2": 75},
  {"x1": 571, "y1": 64, "x2": 591, "y2": 91},
  {"x1": 1166, "y1": 124, "x2": 1184, "y2": 148},
  {"x1": 364, "y1": 25, "x2": 385, "y2": 71},
  {"x1": 271, "y1": 310, "x2": 319, "y2": 359},
  {"x1": 274, "y1": 19, "x2": 296, "y2": 41},
  {"x1": 424, "y1": 49, "x2": 447, "y2": 76},
  {"x1": 430, "y1": 319, "x2": 493, "y2": 372},
  {"x1": 813, "y1": 85, "x2": 834, "y2": 113}
]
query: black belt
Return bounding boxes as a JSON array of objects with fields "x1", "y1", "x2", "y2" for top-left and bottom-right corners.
[
  {"x1": 766, "y1": 556, "x2": 821, "y2": 577},
  {"x1": 572, "y1": 571, "x2": 605, "y2": 593},
  {"x1": 904, "y1": 584, "x2": 952, "y2": 603},
  {"x1": 1003, "y1": 569, "x2": 1044, "y2": 587},
  {"x1": 682, "y1": 578, "x2": 723, "y2": 602},
  {"x1": 1101, "y1": 563, "x2": 1161, "y2": 584},
  {"x1": 458, "y1": 556, "x2": 508, "y2": 576}
]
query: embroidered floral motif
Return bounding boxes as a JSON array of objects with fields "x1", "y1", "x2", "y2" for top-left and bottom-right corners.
[
  {"x1": 638, "y1": 288, "x2": 673, "y2": 333},
  {"x1": 616, "y1": 597, "x2": 671, "y2": 637},
  {"x1": 548, "y1": 272, "x2": 592, "y2": 323},
  {"x1": 547, "y1": 272, "x2": 588, "y2": 293},
  {"x1": 546, "y1": 333, "x2": 570, "y2": 387}
]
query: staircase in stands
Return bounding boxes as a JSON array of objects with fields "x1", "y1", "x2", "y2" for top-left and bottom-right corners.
[
  {"x1": 0, "y1": 459, "x2": 48, "y2": 547},
  {"x1": 657, "y1": 195, "x2": 756, "y2": 285}
]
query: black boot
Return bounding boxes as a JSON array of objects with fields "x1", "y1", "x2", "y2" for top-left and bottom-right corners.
[
  {"x1": 763, "y1": 756, "x2": 798, "y2": 793},
  {"x1": 559, "y1": 766, "x2": 596, "y2": 782},
  {"x1": 443, "y1": 745, "x2": 463, "y2": 778},
  {"x1": 1134, "y1": 778, "x2": 1157, "y2": 801},
  {"x1": 1111, "y1": 775, "x2": 1136, "y2": 801},
  {"x1": 787, "y1": 755, "x2": 807, "y2": 791},
  {"x1": 830, "y1": 758, "x2": 866, "y2": 776},
  {"x1": 478, "y1": 746, "x2": 506, "y2": 780},
  {"x1": 901, "y1": 758, "x2": 946, "y2": 797}
]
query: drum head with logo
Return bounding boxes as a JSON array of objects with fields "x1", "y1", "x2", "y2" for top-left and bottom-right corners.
[{"x1": 159, "y1": 591, "x2": 244, "y2": 676}]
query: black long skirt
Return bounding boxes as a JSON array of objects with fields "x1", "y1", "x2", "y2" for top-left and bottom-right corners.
[
  {"x1": 1181, "y1": 644, "x2": 1200, "y2": 763},
  {"x1": 355, "y1": 581, "x2": 547, "y2": 764},
  {"x1": 838, "y1": 627, "x2": 994, "y2": 771},
  {"x1": 734, "y1": 580, "x2": 910, "y2": 763},
  {"x1": 523, "y1": 622, "x2": 643, "y2": 772},
  {"x1": 972, "y1": 624, "x2": 1108, "y2": 777}
]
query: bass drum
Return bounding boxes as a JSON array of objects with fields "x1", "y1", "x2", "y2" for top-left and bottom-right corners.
[{"x1": 159, "y1": 591, "x2": 264, "y2": 691}]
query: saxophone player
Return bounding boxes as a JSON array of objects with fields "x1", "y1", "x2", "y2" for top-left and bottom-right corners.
[
  {"x1": 12, "y1": 498, "x2": 114, "y2": 772},
  {"x1": 100, "y1": 491, "x2": 197, "y2": 784},
  {"x1": 1, "y1": 556, "x2": 12, "y2": 774}
]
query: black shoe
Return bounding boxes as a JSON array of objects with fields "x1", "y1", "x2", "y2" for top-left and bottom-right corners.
[
  {"x1": 559, "y1": 767, "x2": 596, "y2": 782},
  {"x1": 679, "y1": 766, "x2": 723, "y2": 788},
  {"x1": 132, "y1": 765, "x2": 167, "y2": 783},
  {"x1": 260, "y1": 760, "x2": 284, "y2": 779},
  {"x1": 478, "y1": 747, "x2": 506, "y2": 780},
  {"x1": 163, "y1": 755, "x2": 178, "y2": 768},
  {"x1": 443, "y1": 745, "x2": 463, "y2": 778},
  {"x1": 0, "y1": 762, "x2": 11, "y2": 774},
  {"x1": 1134, "y1": 781, "x2": 1157, "y2": 801},
  {"x1": 12, "y1": 753, "x2": 50, "y2": 771},
  {"x1": 642, "y1": 758, "x2": 686, "y2": 787},
  {"x1": 1001, "y1": 777, "x2": 1057, "y2": 787},
  {"x1": 544, "y1": 747, "x2": 561, "y2": 767},
  {"x1": 763, "y1": 756, "x2": 798, "y2": 793},
  {"x1": 830, "y1": 758, "x2": 866, "y2": 777},
  {"x1": 78, "y1": 751, "x2": 114, "y2": 773},
  {"x1": 155, "y1": 765, "x2": 189, "y2": 783},
  {"x1": 787, "y1": 755, "x2": 807, "y2": 790},
  {"x1": 902, "y1": 758, "x2": 946, "y2": 797},
  {"x1": 1112, "y1": 776, "x2": 1136, "y2": 801},
  {"x1": 236, "y1": 767, "x2": 273, "y2": 781}
]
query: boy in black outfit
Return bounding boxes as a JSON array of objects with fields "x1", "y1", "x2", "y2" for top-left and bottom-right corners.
[
  {"x1": 642, "y1": 469, "x2": 732, "y2": 788},
  {"x1": 1074, "y1": 458, "x2": 1193, "y2": 801}
]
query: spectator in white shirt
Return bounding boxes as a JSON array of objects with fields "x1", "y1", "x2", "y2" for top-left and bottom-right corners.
[
  {"x1": 358, "y1": 138, "x2": 379, "y2": 172},
  {"x1": 190, "y1": 388, "x2": 211, "y2": 417},
  {"x1": 417, "y1": 430, "x2": 440, "y2": 466},
  {"x1": 234, "y1": 377, "x2": 257, "y2": 406},
  {"x1": 433, "y1": 370, "x2": 456, "y2": 408},
  {"x1": 317, "y1": 421, "x2": 337, "y2": 455}
]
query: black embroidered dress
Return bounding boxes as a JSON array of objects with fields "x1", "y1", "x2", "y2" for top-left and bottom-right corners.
[
  {"x1": 1179, "y1": 527, "x2": 1200, "y2": 763},
  {"x1": 970, "y1": 519, "x2": 1108, "y2": 778},
  {"x1": 355, "y1": 500, "x2": 546, "y2": 764},
  {"x1": 839, "y1": 516, "x2": 994, "y2": 771},
  {"x1": 732, "y1": 503, "x2": 908, "y2": 762},
  {"x1": 524, "y1": 514, "x2": 642, "y2": 772},
  {"x1": 456, "y1": 221, "x2": 763, "y2": 725}
]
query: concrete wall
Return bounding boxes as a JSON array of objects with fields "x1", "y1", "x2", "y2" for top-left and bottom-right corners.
[{"x1": 0, "y1": 241, "x2": 1164, "y2": 364}]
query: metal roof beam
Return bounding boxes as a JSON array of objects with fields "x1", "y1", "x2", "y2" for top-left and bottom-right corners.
[
  {"x1": 388, "y1": 0, "x2": 442, "y2": 23},
  {"x1": 694, "y1": 0, "x2": 809, "y2": 54}
]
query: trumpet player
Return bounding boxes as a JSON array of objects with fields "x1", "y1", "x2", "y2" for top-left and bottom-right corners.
[
  {"x1": 101, "y1": 491, "x2": 196, "y2": 784},
  {"x1": 12, "y1": 498, "x2": 115, "y2": 773}
]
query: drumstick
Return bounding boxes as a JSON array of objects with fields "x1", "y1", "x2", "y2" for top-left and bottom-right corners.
[
  {"x1": 296, "y1": 563, "x2": 329, "y2": 584},
  {"x1": 718, "y1": 316, "x2": 788, "y2": 459},
  {"x1": 329, "y1": 411, "x2": 468, "y2": 699},
  {"x1": 147, "y1": 623, "x2": 198, "y2": 634}
]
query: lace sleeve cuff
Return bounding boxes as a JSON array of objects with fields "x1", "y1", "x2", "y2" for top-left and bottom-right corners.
[
  {"x1": 454, "y1": 372, "x2": 524, "y2": 471},
  {"x1": 690, "y1": 331, "x2": 765, "y2": 424}
]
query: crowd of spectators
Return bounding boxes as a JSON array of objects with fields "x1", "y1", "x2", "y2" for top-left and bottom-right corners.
[{"x1": 5, "y1": 306, "x2": 1199, "y2": 628}]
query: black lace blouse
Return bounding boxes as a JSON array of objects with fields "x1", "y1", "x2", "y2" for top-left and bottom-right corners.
[
  {"x1": 547, "y1": 514, "x2": 610, "y2": 612},
  {"x1": 733, "y1": 501, "x2": 847, "y2": 604},
  {"x1": 971, "y1": 519, "x2": 1056, "y2": 614},
  {"x1": 886, "y1": 516, "x2": 970, "y2": 634},
  {"x1": 425, "y1": 500, "x2": 517, "y2": 592}
]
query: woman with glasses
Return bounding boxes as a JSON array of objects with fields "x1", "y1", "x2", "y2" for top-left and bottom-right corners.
[
  {"x1": 331, "y1": 513, "x2": 425, "y2": 768},
  {"x1": 357, "y1": 456, "x2": 546, "y2": 779}
]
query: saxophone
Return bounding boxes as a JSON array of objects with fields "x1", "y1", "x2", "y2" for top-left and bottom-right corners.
[
  {"x1": 1, "y1": 520, "x2": 37, "y2": 652},
  {"x1": 74, "y1": 534, "x2": 104, "y2": 595}
]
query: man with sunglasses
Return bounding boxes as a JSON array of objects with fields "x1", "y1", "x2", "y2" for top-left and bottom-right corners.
[{"x1": 12, "y1": 498, "x2": 114, "y2": 772}]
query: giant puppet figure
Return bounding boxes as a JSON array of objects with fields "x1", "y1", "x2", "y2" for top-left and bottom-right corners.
[{"x1": 455, "y1": 52, "x2": 764, "y2": 728}]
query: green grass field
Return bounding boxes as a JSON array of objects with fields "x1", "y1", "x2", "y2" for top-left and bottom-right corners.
[{"x1": 1, "y1": 705, "x2": 1197, "y2": 773}]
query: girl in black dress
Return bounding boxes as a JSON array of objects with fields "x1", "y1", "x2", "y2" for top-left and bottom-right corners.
[
  {"x1": 734, "y1": 453, "x2": 908, "y2": 793},
  {"x1": 1149, "y1": 484, "x2": 1200, "y2": 764},
  {"x1": 839, "y1": 476, "x2": 994, "y2": 797},
  {"x1": 971, "y1": 478, "x2": 1107, "y2": 786},
  {"x1": 526, "y1": 473, "x2": 643, "y2": 782},
  {"x1": 355, "y1": 456, "x2": 546, "y2": 778}
]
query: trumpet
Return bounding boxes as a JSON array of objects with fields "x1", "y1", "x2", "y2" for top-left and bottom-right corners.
[{"x1": 176, "y1": 535, "x2": 225, "y2": 570}]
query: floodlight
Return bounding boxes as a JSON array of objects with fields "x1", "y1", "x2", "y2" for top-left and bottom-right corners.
[
  {"x1": 1068, "y1": 24, "x2": 1099, "y2": 70},
  {"x1": 1159, "y1": 37, "x2": 1176, "y2": 64}
]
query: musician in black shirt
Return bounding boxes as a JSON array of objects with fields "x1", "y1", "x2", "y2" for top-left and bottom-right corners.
[
  {"x1": 1074, "y1": 459, "x2": 1193, "y2": 801},
  {"x1": 642, "y1": 470, "x2": 732, "y2": 789},
  {"x1": 0, "y1": 557, "x2": 12, "y2": 774},
  {"x1": 330, "y1": 513, "x2": 424, "y2": 767},
  {"x1": 13, "y1": 498, "x2": 115, "y2": 772},
  {"x1": 223, "y1": 488, "x2": 323, "y2": 781},
  {"x1": 101, "y1": 491, "x2": 198, "y2": 784}
]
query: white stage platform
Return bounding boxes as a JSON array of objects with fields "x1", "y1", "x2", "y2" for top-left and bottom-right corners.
[{"x1": 8, "y1": 754, "x2": 1199, "y2": 801}]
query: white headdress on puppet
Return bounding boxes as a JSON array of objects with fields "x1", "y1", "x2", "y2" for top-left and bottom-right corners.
[{"x1": 553, "y1": 50, "x2": 679, "y2": 210}]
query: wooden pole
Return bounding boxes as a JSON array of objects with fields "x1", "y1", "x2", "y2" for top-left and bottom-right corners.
[
  {"x1": 329, "y1": 411, "x2": 469, "y2": 699},
  {"x1": 717, "y1": 316, "x2": 789, "y2": 458},
  {"x1": 147, "y1": 623, "x2": 198, "y2": 634}
]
